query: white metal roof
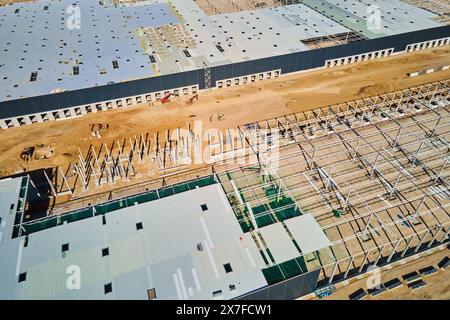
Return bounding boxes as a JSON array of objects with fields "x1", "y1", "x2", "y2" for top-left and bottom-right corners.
[
  {"x1": 258, "y1": 222, "x2": 300, "y2": 264},
  {"x1": 0, "y1": 182, "x2": 268, "y2": 300},
  {"x1": 0, "y1": 0, "x2": 442, "y2": 101},
  {"x1": 301, "y1": 0, "x2": 442, "y2": 39},
  {"x1": 0, "y1": 177, "x2": 22, "y2": 238}
]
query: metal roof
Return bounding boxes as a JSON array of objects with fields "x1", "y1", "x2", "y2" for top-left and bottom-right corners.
[
  {"x1": 0, "y1": 177, "x2": 23, "y2": 248},
  {"x1": 284, "y1": 214, "x2": 332, "y2": 255},
  {"x1": 258, "y1": 222, "x2": 300, "y2": 264},
  {"x1": 301, "y1": 0, "x2": 442, "y2": 39},
  {"x1": 0, "y1": 177, "x2": 27, "y2": 299},
  {"x1": 0, "y1": 0, "x2": 180, "y2": 101},
  {"x1": 0, "y1": 182, "x2": 268, "y2": 300},
  {"x1": 0, "y1": 0, "x2": 443, "y2": 101}
]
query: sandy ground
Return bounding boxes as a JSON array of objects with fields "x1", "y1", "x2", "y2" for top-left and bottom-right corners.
[{"x1": 305, "y1": 246, "x2": 450, "y2": 300}]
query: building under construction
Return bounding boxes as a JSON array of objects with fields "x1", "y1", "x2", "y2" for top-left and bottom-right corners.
[
  {"x1": 0, "y1": 0, "x2": 449, "y2": 301},
  {"x1": 0, "y1": 0, "x2": 449, "y2": 128}
]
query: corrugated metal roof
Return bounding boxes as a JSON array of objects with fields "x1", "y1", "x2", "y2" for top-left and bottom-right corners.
[
  {"x1": 300, "y1": 0, "x2": 442, "y2": 39},
  {"x1": 0, "y1": 177, "x2": 26, "y2": 299},
  {"x1": 0, "y1": 0, "x2": 443, "y2": 102}
]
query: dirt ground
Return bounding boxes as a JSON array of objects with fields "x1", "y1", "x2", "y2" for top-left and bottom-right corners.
[
  {"x1": 0, "y1": 0, "x2": 30, "y2": 6},
  {"x1": 306, "y1": 246, "x2": 450, "y2": 300}
]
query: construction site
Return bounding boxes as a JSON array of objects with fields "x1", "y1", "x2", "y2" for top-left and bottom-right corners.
[{"x1": 0, "y1": 0, "x2": 449, "y2": 301}]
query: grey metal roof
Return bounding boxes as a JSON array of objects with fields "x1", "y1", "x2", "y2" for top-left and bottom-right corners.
[
  {"x1": 300, "y1": 0, "x2": 442, "y2": 39},
  {"x1": 0, "y1": 0, "x2": 180, "y2": 101},
  {"x1": 284, "y1": 214, "x2": 332, "y2": 255},
  {"x1": 258, "y1": 222, "x2": 300, "y2": 264},
  {"x1": 0, "y1": 177, "x2": 26, "y2": 299},
  {"x1": 0, "y1": 182, "x2": 267, "y2": 300},
  {"x1": 0, "y1": 177, "x2": 23, "y2": 242}
]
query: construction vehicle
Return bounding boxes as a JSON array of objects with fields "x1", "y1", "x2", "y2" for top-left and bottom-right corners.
[
  {"x1": 209, "y1": 113, "x2": 226, "y2": 122},
  {"x1": 160, "y1": 92, "x2": 172, "y2": 104},
  {"x1": 315, "y1": 285, "x2": 336, "y2": 299},
  {"x1": 186, "y1": 94, "x2": 199, "y2": 105}
]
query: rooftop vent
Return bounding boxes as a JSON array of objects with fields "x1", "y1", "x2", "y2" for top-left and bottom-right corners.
[
  {"x1": 223, "y1": 263, "x2": 233, "y2": 273},
  {"x1": 61, "y1": 243, "x2": 69, "y2": 252}
]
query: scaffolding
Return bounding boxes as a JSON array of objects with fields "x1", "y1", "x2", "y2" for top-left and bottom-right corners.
[
  {"x1": 402, "y1": 0, "x2": 450, "y2": 25},
  {"x1": 301, "y1": 32, "x2": 368, "y2": 49}
]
